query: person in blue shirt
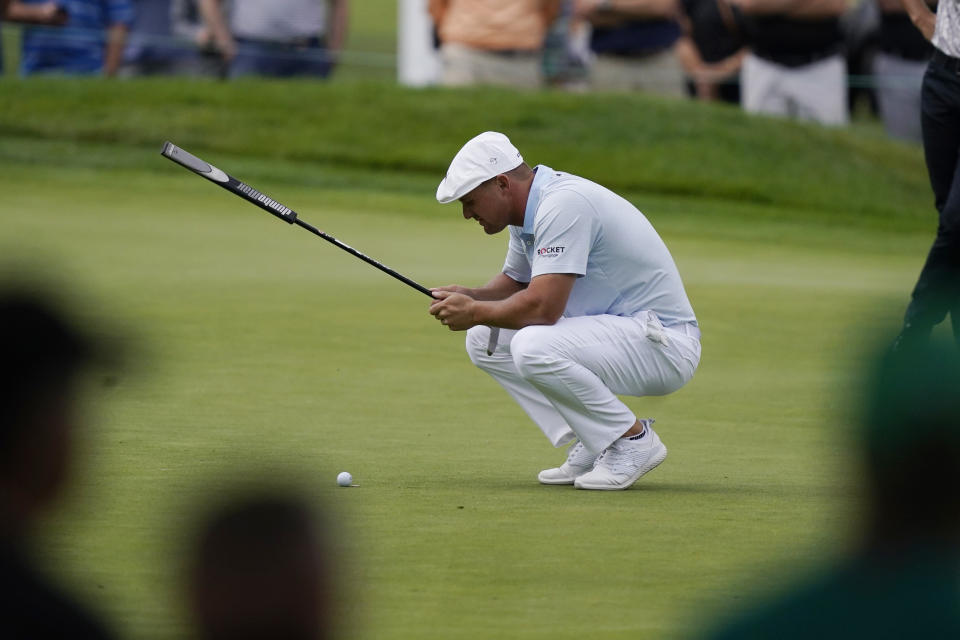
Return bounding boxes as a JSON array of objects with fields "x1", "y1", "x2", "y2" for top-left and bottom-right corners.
[
  {"x1": 4, "y1": 0, "x2": 67, "y2": 24},
  {"x1": 19, "y1": 0, "x2": 134, "y2": 76},
  {"x1": 430, "y1": 132, "x2": 701, "y2": 491},
  {"x1": 1, "y1": 1, "x2": 67, "y2": 73}
]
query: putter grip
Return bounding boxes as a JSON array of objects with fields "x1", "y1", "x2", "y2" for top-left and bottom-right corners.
[
  {"x1": 161, "y1": 142, "x2": 298, "y2": 224},
  {"x1": 161, "y1": 142, "x2": 219, "y2": 177}
]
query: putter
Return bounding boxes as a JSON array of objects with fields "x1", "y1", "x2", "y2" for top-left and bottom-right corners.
[
  {"x1": 160, "y1": 141, "x2": 434, "y2": 299},
  {"x1": 161, "y1": 142, "x2": 497, "y2": 355}
]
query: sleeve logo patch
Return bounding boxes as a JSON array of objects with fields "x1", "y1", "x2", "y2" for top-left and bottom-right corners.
[{"x1": 537, "y1": 246, "x2": 565, "y2": 257}]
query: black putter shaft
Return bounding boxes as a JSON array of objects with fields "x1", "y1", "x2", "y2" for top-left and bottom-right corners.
[{"x1": 160, "y1": 142, "x2": 434, "y2": 299}]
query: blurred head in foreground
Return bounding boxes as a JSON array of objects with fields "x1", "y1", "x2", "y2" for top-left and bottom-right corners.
[
  {"x1": 703, "y1": 338, "x2": 960, "y2": 639},
  {"x1": 0, "y1": 285, "x2": 119, "y2": 639},
  {"x1": 188, "y1": 492, "x2": 337, "y2": 640},
  {"x1": 862, "y1": 340, "x2": 960, "y2": 549},
  {"x1": 0, "y1": 288, "x2": 98, "y2": 533}
]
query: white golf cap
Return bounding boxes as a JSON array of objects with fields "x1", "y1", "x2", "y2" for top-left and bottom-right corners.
[{"x1": 436, "y1": 131, "x2": 524, "y2": 204}]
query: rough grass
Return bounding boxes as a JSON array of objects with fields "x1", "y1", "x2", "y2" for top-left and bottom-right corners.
[{"x1": 0, "y1": 78, "x2": 929, "y2": 230}]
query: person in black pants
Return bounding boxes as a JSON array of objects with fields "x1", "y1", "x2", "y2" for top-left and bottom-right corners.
[
  {"x1": 898, "y1": 0, "x2": 960, "y2": 348},
  {"x1": 676, "y1": 0, "x2": 747, "y2": 104}
]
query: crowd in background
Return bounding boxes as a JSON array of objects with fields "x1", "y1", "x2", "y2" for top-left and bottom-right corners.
[
  {"x1": 0, "y1": 0, "x2": 349, "y2": 79},
  {"x1": 0, "y1": 0, "x2": 940, "y2": 142},
  {"x1": 431, "y1": 0, "x2": 937, "y2": 142}
]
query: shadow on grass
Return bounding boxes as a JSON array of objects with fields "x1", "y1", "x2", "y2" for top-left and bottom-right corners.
[
  {"x1": 637, "y1": 480, "x2": 852, "y2": 499},
  {"x1": 472, "y1": 478, "x2": 852, "y2": 501}
]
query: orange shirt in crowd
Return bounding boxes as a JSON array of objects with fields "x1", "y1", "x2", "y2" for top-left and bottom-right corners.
[{"x1": 428, "y1": 0, "x2": 560, "y2": 52}]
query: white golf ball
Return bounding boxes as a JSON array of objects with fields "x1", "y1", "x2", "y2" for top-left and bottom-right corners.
[{"x1": 337, "y1": 471, "x2": 353, "y2": 487}]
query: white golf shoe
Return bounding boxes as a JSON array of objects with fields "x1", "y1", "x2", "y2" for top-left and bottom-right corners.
[
  {"x1": 537, "y1": 439, "x2": 598, "y2": 485},
  {"x1": 574, "y1": 422, "x2": 666, "y2": 491}
]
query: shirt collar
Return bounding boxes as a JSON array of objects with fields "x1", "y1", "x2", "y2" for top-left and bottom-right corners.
[{"x1": 521, "y1": 165, "x2": 555, "y2": 236}]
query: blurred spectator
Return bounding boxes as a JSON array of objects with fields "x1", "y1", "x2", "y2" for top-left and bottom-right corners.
[
  {"x1": 575, "y1": 0, "x2": 687, "y2": 97},
  {"x1": 894, "y1": 0, "x2": 960, "y2": 351},
  {"x1": 542, "y1": 0, "x2": 591, "y2": 88},
  {"x1": 173, "y1": 0, "x2": 233, "y2": 76},
  {"x1": 121, "y1": 0, "x2": 233, "y2": 77},
  {"x1": 120, "y1": 0, "x2": 180, "y2": 75},
  {"x1": 676, "y1": 0, "x2": 746, "y2": 103},
  {"x1": 703, "y1": 340, "x2": 960, "y2": 639},
  {"x1": 428, "y1": 0, "x2": 561, "y2": 89},
  {"x1": 4, "y1": 0, "x2": 67, "y2": 23},
  {"x1": 842, "y1": 0, "x2": 880, "y2": 119},
  {"x1": 1, "y1": 1, "x2": 68, "y2": 73},
  {"x1": 0, "y1": 288, "x2": 118, "y2": 639},
  {"x1": 187, "y1": 492, "x2": 338, "y2": 640},
  {"x1": 227, "y1": 0, "x2": 347, "y2": 79},
  {"x1": 18, "y1": 0, "x2": 134, "y2": 76},
  {"x1": 730, "y1": 0, "x2": 849, "y2": 125},
  {"x1": 871, "y1": 0, "x2": 934, "y2": 143}
]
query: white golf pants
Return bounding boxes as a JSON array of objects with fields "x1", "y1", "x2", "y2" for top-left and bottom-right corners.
[{"x1": 465, "y1": 311, "x2": 701, "y2": 456}]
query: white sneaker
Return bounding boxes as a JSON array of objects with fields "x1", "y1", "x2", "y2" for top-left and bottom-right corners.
[
  {"x1": 574, "y1": 422, "x2": 666, "y2": 491},
  {"x1": 537, "y1": 440, "x2": 598, "y2": 485}
]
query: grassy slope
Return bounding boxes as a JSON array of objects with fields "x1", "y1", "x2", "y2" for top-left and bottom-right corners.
[
  {"x1": 0, "y1": 78, "x2": 929, "y2": 231},
  {"x1": 0, "y1": 79, "x2": 939, "y2": 640}
]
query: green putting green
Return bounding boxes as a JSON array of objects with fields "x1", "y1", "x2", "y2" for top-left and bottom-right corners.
[{"x1": 0, "y1": 79, "x2": 940, "y2": 639}]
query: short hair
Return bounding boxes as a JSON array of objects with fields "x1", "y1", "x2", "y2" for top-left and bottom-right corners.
[
  {"x1": 504, "y1": 163, "x2": 533, "y2": 179},
  {"x1": 473, "y1": 163, "x2": 533, "y2": 192},
  {"x1": 0, "y1": 290, "x2": 95, "y2": 459},
  {"x1": 189, "y1": 494, "x2": 334, "y2": 640}
]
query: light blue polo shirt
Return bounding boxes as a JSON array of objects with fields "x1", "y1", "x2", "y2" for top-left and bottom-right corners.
[
  {"x1": 20, "y1": 0, "x2": 135, "y2": 76},
  {"x1": 502, "y1": 165, "x2": 697, "y2": 326}
]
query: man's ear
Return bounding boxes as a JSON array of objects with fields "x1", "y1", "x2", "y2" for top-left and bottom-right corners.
[{"x1": 495, "y1": 174, "x2": 509, "y2": 192}]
